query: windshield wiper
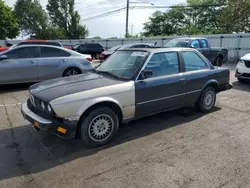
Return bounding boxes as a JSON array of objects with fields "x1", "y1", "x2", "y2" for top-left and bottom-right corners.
[{"x1": 95, "y1": 70, "x2": 126, "y2": 80}]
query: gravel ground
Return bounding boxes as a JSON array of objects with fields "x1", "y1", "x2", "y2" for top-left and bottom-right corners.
[{"x1": 1, "y1": 64, "x2": 250, "y2": 188}]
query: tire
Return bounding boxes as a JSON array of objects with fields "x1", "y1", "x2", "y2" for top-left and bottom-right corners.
[
  {"x1": 214, "y1": 56, "x2": 223, "y2": 67},
  {"x1": 79, "y1": 107, "x2": 119, "y2": 147},
  {"x1": 195, "y1": 87, "x2": 216, "y2": 113},
  {"x1": 63, "y1": 67, "x2": 81, "y2": 77}
]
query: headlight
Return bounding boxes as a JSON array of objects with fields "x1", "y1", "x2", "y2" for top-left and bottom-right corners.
[{"x1": 41, "y1": 101, "x2": 45, "y2": 110}]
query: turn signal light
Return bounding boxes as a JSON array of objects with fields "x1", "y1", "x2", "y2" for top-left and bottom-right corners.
[
  {"x1": 57, "y1": 127, "x2": 67, "y2": 134},
  {"x1": 87, "y1": 57, "x2": 92, "y2": 62}
]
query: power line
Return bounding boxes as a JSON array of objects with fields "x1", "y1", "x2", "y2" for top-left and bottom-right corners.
[{"x1": 81, "y1": 4, "x2": 225, "y2": 21}]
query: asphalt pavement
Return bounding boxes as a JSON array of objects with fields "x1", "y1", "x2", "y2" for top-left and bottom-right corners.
[{"x1": 1, "y1": 64, "x2": 250, "y2": 188}]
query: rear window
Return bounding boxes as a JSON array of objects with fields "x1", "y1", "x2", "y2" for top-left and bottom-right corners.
[{"x1": 86, "y1": 43, "x2": 103, "y2": 49}]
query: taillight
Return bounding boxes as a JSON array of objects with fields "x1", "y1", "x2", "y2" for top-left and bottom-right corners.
[{"x1": 87, "y1": 57, "x2": 92, "y2": 62}]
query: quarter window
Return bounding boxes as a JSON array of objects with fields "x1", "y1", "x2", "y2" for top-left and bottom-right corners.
[
  {"x1": 40, "y1": 47, "x2": 70, "y2": 57},
  {"x1": 190, "y1": 40, "x2": 200, "y2": 48},
  {"x1": 200, "y1": 39, "x2": 208, "y2": 48},
  {"x1": 182, "y1": 51, "x2": 209, "y2": 72},
  {"x1": 145, "y1": 52, "x2": 179, "y2": 77},
  {"x1": 5, "y1": 47, "x2": 37, "y2": 59}
]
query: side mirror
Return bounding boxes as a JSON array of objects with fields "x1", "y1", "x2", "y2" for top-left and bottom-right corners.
[
  {"x1": 0, "y1": 55, "x2": 7, "y2": 60},
  {"x1": 141, "y1": 69, "x2": 153, "y2": 79}
]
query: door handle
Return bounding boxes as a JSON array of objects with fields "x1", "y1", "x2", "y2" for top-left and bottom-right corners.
[
  {"x1": 61, "y1": 59, "x2": 67, "y2": 63},
  {"x1": 29, "y1": 60, "x2": 36, "y2": 64},
  {"x1": 179, "y1": 78, "x2": 186, "y2": 81}
]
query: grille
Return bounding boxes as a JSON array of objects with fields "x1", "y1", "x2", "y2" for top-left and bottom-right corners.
[
  {"x1": 242, "y1": 73, "x2": 250, "y2": 77},
  {"x1": 244, "y1": 60, "x2": 250, "y2": 68}
]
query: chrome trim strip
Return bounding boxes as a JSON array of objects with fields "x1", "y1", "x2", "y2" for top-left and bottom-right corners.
[
  {"x1": 137, "y1": 93, "x2": 186, "y2": 105},
  {"x1": 187, "y1": 89, "x2": 202, "y2": 94},
  {"x1": 22, "y1": 102, "x2": 52, "y2": 124}
]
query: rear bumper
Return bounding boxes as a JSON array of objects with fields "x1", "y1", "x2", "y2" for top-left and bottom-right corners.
[
  {"x1": 21, "y1": 101, "x2": 77, "y2": 139},
  {"x1": 218, "y1": 83, "x2": 233, "y2": 92}
]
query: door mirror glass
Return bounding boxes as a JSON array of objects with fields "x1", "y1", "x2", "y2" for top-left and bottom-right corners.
[
  {"x1": 141, "y1": 69, "x2": 153, "y2": 79},
  {"x1": 0, "y1": 55, "x2": 7, "y2": 60}
]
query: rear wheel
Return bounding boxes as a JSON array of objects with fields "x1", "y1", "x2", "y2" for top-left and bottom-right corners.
[
  {"x1": 196, "y1": 87, "x2": 216, "y2": 113},
  {"x1": 63, "y1": 67, "x2": 81, "y2": 77},
  {"x1": 214, "y1": 56, "x2": 223, "y2": 67},
  {"x1": 79, "y1": 107, "x2": 119, "y2": 147}
]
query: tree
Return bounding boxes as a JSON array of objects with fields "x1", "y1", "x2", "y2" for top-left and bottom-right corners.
[
  {"x1": 143, "y1": 0, "x2": 226, "y2": 36},
  {"x1": 220, "y1": 0, "x2": 250, "y2": 33},
  {"x1": 14, "y1": 0, "x2": 48, "y2": 36},
  {"x1": 35, "y1": 27, "x2": 67, "y2": 40},
  {"x1": 0, "y1": 0, "x2": 19, "y2": 39},
  {"x1": 46, "y1": 0, "x2": 89, "y2": 39}
]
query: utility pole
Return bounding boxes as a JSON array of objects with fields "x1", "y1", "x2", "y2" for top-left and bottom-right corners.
[{"x1": 125, "y1": 0, "x2": 129, "y2": 38}]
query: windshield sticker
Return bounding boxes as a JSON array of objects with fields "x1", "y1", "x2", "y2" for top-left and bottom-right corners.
[{"x1": 131, "y1": 52, "x2": 148, "y2": 57}]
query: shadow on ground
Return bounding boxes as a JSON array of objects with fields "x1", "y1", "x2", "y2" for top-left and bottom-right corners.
[
  {"x1": 0, "y1": 106, "x2": 221, "y2": 181},
  {"x1": 0, "y1": 83, "x2": 33, "y2": 94},
  {"x1": 232, "y1": 80, "x2": 250, "y2": 92}
]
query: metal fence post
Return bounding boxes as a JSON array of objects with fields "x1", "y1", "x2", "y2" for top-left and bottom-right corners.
[
  {"x1": 237, "y1": 35, "x2": 243, "y2": 62},
  {"x1": 219, "y1": 36, "x2": 224, "y2": 47},
  {"x1": 162, "y1": 38, "x2": 165, "y2": 47},
  {"x1": 121, "y1": 39, "x2": 124, "y2": 45},
  {"x1": 140, "y1": 38, "x2": 143, "y2": 43},
  {"x1": 106, "y1": 40, "x2": 108, "y2": 50}
]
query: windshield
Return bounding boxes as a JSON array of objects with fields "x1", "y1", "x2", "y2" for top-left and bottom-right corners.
[
  {"x1": 165, "y1": 39, "x2": 190, "y2": 47},
  {"x1": 107, "y1": 45, "x2": 121, "y2": 52},
  {"x1": 96, "y1": 50, "x2": 148, "y2": 79},
  {"x1": 73, "y1": 44, "x2": 80, "y2": 49}
]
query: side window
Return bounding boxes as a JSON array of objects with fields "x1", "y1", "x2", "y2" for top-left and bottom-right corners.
[
  {"x1": 190, "y1": 40, "x2": 200, "y2": 48},
  {"x1": 182, "y1": 51, "x2": 209, "y2": 72},
  {"x1": 200, "y1": 39, "x2": 208, "y2": 48},
  {"x1": 40, "y1": 47, "x2": 70, "y2": 57},
  {"x1": 145, "y1": 52, "x2": 179, "y2": 78},
  {"x1": 5, "y1": 47, "x2": 37, "y2": 59}
]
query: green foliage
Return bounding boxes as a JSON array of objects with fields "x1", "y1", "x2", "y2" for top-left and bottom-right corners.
[
  {"x1": 35, "y1": 27, "x2": 67, "y2": 40},
  {"x1": 0, "y1": 0, "x2": 19, "y2": 39},
  {"x1": 143, "y1": 0, "x2": 226, "y2": 36},
  {"x1": 219, "y1": 0, "x2": 250, "y2": 33},
  {"x1": 14, "y1": 0, "x2": 47, "y2": 35},
  {"x1": 47, "y1": 0, "x2": 88, "y2": 39}
]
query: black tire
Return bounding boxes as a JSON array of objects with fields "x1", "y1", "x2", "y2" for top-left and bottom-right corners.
[
  {"x1": 63, "y1": 67, "x2": 81, "y2": 77},
  {"x1": 214, "y1": 56, "x2": 223, "y2": 67},
  {"x1": 195, "y1": 87, "x2": 216, "y2": 113},
  {"x1": 79, "y1": 107, "x2": 119, "y2": 147}
]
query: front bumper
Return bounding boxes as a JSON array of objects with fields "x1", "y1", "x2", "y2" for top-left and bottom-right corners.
[
  {"x1": 218, "y1": 83, "x2": 233, "y2": 92},
  {"x1": 21, "y1": 101, "x2": 77, "y2": 139}
]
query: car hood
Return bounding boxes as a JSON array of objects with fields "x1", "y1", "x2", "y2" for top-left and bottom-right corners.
[
  {"x1": 241, "y1": 53, "x2": 250, "y2": 61},
  {"x1": 29, "y1": 72, "x2": 124, "y2": 102}
]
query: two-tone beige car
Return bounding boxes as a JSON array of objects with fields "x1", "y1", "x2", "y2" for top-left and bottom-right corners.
[{"x1": 21, "y1": 48, "x2": 232, "y2": 146}]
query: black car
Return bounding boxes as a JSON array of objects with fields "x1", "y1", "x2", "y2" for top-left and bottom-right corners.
[
  {"x1": 164, "y1": 38, "x2": 228, "y2": 66},
  {"x1": 72, "y1": 43, "x2": 104, "y2": 59},
  {"x1": 100, "y1": 43, "x2": 156, "y2": 61}
]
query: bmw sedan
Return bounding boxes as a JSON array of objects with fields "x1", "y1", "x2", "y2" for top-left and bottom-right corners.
[
  {"x1": 0, "y1": 45, "x2": 93, "y2": 84},
  {"x1": 22, "y1": 48, "x2": 232, "y2": 147}
]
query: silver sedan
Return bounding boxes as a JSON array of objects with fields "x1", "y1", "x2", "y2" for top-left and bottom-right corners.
[{"x1": 0, "y1": 45, "x2": 94, "y2": 84}]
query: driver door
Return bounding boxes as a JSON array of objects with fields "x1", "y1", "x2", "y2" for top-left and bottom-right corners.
[
  {"x1": 0, "y1": 47, "x2": 38, "y2": 84},
  {"x1": 134, "y1": 52, "x2": 187, "y2": 118}
]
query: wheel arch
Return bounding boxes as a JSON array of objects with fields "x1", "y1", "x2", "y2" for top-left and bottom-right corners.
[
  {"x1": 62, "y1": 66, "x2": 82, "y2": 76},
  {"x1": 76, "y1": 98, "x2": 123, "y2": 137},
  {"x1": 203, "y1": 80, "x2": 219, "y2": 93}
]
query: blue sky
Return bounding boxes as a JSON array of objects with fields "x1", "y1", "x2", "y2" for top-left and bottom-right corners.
[{"x1": 4, "y1": 0, "x2": 186, "y2": 38}]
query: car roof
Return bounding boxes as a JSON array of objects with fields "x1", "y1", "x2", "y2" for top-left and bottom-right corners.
[
  {"x1": 118, "y1": 47, "x2": 196, "y2": 53},
  {"x1": 171, "y1": 37, "x2": 207, "y2": 40}
]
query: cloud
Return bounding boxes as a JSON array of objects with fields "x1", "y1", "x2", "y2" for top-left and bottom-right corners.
[{"x1": 4, "y1": 0, "x2": 186, "y2": 38}]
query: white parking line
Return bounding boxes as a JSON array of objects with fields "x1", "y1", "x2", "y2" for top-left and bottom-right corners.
[{"x1": 0, "y1": 103, "x2": 22, "y2": 107}]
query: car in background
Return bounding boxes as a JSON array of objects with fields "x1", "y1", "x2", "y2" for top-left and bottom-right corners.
[
  {"x1": 21, "y1": 48, "x2": 232, "y2": 147},
  {"x1": 164, "y1": 37, "x2": 228, "y2": 66},
  {"x1": 72, "y1": 43, "x2": 104, "y2": 59},
  {"x1": 235, "y1": 53, "x2": 250, "y2": 82},
  {"x1": 0, "y1": 46, "x2": 8, "y2": 52},
  {"x1": 0, "y1": 45, "x2": 93, "y2": 85},
  {"x1": 100, "y1": 43, "x2": 156, "y2": 61}
]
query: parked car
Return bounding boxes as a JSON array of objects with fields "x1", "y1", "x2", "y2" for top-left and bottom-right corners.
[
  {"x1": 0, "y1": 47, "x2": 8, "y2": 52},
  {"x1": 0, "y1": 45, "x2": 93, "y2": 84},
  {"x1": 235, "y1": 52, "x2": 250, "y2": 81},
  {"x1": 164, "y1": 37, "x2": 228, "y2": 66},
  {"x1": 21, "y1": 48, "x2": 232, "y2": 147},
  {"x1": 100, "y1": 43, "x2": 156, "y2": 61},
  {"x1": 72, "y1": 43, "x2": 104, "y2": 59}
]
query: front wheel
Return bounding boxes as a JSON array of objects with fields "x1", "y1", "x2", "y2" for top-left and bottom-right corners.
[
  {"x1": 196, "y1": 87, "x2": 216, "y2": 113},
  {"x1": 79, "y1": 107, "x2": 119, "y2": 147},
  {"x1": 63, "y1": 68, "x2": 81, "y2": 77}
]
